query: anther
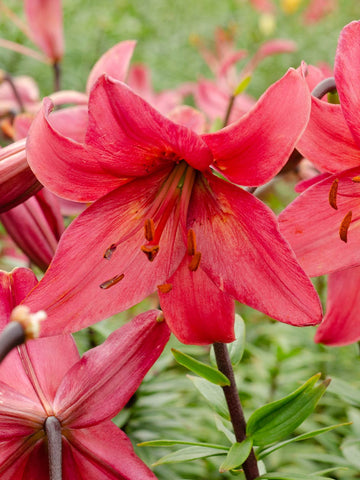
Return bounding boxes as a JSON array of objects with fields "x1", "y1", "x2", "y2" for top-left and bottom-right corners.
[
  {"x1": 99, "y1": 273, "x2": 125, "y2": 289},
  {"x1": 189, "y1": 252, "x2": 201, "y2": 271},
  {"x1": 141, "y1": 245, "x2": 160, "y2": 262},
  {"x1": 352, "y1": 176, "x2": 360, "y2": 183},
  {"x1": 187, "y1": 229, "x2": 197, "y2": 256},
  {"x1": 103, "y1": 244, "x2": 117, "y2": 260},
  {"x1": 157, "y1": 283, "x2": 173, "y2": 293},
  {"x1": 144, "y1": 218, "x2": 155, "y2": 242},
  {"x1": 328, "y1": 178, "x2": 339, "y2": 210},
  {"x1": 339, "y1": 211, "x2": 352, "y2": 243}
]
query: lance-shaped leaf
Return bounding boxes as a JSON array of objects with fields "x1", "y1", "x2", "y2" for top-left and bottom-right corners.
[
  {"x1": 246, "y1": 374, "x2": 330, "y2": 446},
  {"x1": 152, "y1": 446, "x2": 229, "y2": 466},
  {"x1": 171, "y1": 348, "x2": 230, "y2": 386},
  {"x1": 257, "y1": 474, "x2": 333, "y2": 480},
  {"x1": 219, "y1": 438, "x2": 253, "y2": 472},
  {"x1": 188, "y1": 375, "x2": 230, "y2": 419}
]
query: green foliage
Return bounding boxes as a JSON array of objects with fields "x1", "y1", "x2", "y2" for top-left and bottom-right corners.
[{"x1": 219, "y1": 438, "x2": 253, "y2": 473}]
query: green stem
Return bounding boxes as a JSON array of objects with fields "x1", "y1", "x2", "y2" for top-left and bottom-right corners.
[{"x1": 213, "y1": 342, "x2": 259, "y2": 480}]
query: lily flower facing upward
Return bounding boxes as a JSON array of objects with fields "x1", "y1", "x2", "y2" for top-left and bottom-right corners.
[
  {"x1": 24, "y1": 68, "x2": 322, "y2": 344},
  {"x1": 0, "y1": 268, "x2": 169, "y2": 479}
]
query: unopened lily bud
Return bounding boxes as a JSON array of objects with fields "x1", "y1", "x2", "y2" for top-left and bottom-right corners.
[{"x1": 10, "y1": 305, "x2": 47, "y2": 340}]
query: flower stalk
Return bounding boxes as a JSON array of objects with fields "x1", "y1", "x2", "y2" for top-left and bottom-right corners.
[
  {"x1": 44, "y1": 416, "x2": 62, "y2": 480},
  {"x1": 213, "y1": 342, "x2": 259, "y2": 480}
]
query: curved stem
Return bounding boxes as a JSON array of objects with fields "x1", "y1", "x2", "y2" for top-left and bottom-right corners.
[
  {"x1": 53, "y1": 61, "x2": 61, "y2": 92},
  {"x1": 311, "y1": 77, "x2": 336, "y2": 99},
  {"x1": 44, "y1": 416, "x2": 62, "y2": 480},
  {"x1": 4, "y1": 73, "x2": 25, "y2": 112},
  {"x1": 223, "y1": 94, "x2": 235, "y2": 127},
  {"x1": 213, "y1": 342, "x2": 259, "y2": 480},
  {"x1": 0, "y1": 322, "x2": 25, "y2": 363}
]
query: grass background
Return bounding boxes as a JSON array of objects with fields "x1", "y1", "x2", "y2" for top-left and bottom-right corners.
[{"x1": 1, "y1": 0, "x2": 360, "y2": 478}]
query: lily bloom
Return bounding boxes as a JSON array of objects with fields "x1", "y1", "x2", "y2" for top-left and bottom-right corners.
[
  {"x1": 24, "y1": 68, "x2": 321, "y2": 345},
  {"x1": 0, "y1": 267, "x2": 169, "y2": 478},
  {"x1": 279, "y1": 21, "x2": 360, "y2": 345}
]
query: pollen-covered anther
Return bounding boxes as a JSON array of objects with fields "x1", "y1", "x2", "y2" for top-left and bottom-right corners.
[
  {"x1": 157, "y1": 283, "x2": 173, "y2": 293},
  {"x1": 144, "y1": 218, "x2": 155, "y2": 242},
  {"x1": 351, "y1": 176, "x2": 360, "y2": 183},
  {"x1": 328, "y1": 178, "x2": 339, "y2": 210},
  {"x1": 103, "y1": 243, "x2": 117, "y2": 260},
  {"x1": 99, "y1": 273, "x2": 125, "y2": 289},
  {"x1": 339, "y1": 210, "x2": 352, "y2": 243},
  {"x1": 10, "y1": 305, "x2": 47, "y2": 340},
  {"x1": 187, "y1": 229, "x2": 197, "y2": 256},
  {"x1": 189, "y1": 251, "x2": 201, "y2": 271},
  {"x1": 141, "y1": 244, "x2": 159, "y2": 261}
]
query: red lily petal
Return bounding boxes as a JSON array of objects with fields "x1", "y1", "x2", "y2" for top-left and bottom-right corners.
[
  {"x1": 167, "y1": 106, "x2": 207, "y2": 135},
  {"x1": 86, "y1": 75, "x2": 213, "y2": 174},
  {"x1": 202, "y1": 68, "x2": 310, "y2": 186},
  {"x1": 49, "y1": 106, "x2": 89, "y2": 143},
  {"x1": 297, "y1": 97, "x2": 360, "y2": 172},
  {"x1": 315, "y1": 266, "x2": 360, "y2": 346},
  {"x1": 86, "y1": 41, "x2": 136, "y2": 94},
  {"x1": 26, "y1": 98, "x2": 126, "y2": 202},
  {"x1": 294, "y1": 172, "x2": 331, "y2": 193},
  {"x1": 188, "y1": 174, "x2": 322, "y2": 326},
  {"x1": 66, "y1": 423, "x2": 157, "y2": 479},
  {"x1": 0, "y1": 140, "x2": 42, "y2": 213},
  {"x1": 0, "y1": 437, "x2": 34, "y2": 479},
  {"x1": 24, "y1": 171, "x2": 185, "y2": 336},
  {"x1": 54, "y1": 310, "x2": 169, "y2": 428},
  {"x1": 335, "y1": 21, "x2": 360, "y2": 148},
  {"x1": 279, "y1": 168, "x2": 360, "y2": 276},
  {"x1": 159, "y1": 254, "x2": 235, "y2": 344},
  {"x1": 0, "y1": 268, "x2": 38, "y2": 330},
  {"x1": 21, "y1": 440, "x2": 49, "y2": 479},
  {"x1": 24, "y1": 0, "x2": 63, "y2": 61}
]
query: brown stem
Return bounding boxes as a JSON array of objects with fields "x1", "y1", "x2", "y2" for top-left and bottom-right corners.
[
  {"x1": 53, "y1": 61, "x2": 61, "y2": 92},
  {"x1": 4, "y1": 73, "x2": 25, "y2": 112},
  {"x1": 213, "y1": 342, "x2": 259, "y2": 480},
  {"x1": 311, "y1": 77, "x2": 336, "y2": 99},
  {"x1": 0, "y1": 322, "x2": 25, "y2": 363},
  {"x1": 44, "y1": 416, "x2": 62, "y2": 480},
  {"x1": 223, "y1": 94, "x2": 235, "y2": 127}
]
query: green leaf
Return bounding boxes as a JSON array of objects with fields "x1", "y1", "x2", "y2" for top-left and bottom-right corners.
[
  {"x1": 257, "y1": 423, "x2": 350, "y2": 459},
  {"x1": 219, "y1": 438, "x2": 253, "y2": 472},
  {"x1": 171, "y1": 348, "x2": 230, "y2": 386},
  {"x1": 188, "y1": 375, "x2": 230, "y2": 419},
  {"x1": 341, "y1": 437, "x2": 360, "y2": 469},
  {"x1": 246, "y1": 374, "x2": 330, "y2": 446},
  {"x1": 138, "y1": 439, "x2": 227, "y2": 449},
  {"x1": 234, "y1": 75, "x2": 251, "y2": 96},
  {"x1": 152, "y1": 446, "x2": 229, "y2": 466},
  {"x1": 257, "y1": 473, "x2": 334, "y2": 480},
  {"x1": 328, "y1": 377, "x2": 360, "y2": 407}
]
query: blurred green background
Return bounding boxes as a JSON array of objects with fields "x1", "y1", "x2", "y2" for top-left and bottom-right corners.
[{"x1": 1, "y1": 1, "x2": 360, "y2": 478}]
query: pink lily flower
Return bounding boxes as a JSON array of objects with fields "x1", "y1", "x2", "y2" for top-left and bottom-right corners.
[
  {"x1": 0, "y1": 267, "x2": 169, "y2": 478},
  {"x1": 24, "y1": 0, "x2": 64, "y2": 63},
  {"x1": 23, "y1": 68, "x2": 321, "y2": 345},
  {"x1": 279, "y1": 21, "x2": 360, "y2": 345}
]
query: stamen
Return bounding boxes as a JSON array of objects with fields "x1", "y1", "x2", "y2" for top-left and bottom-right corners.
[
  {"x1": 156, "y1": 313, "x2": 165, "y2": 323},
  {"x1": 187, "y1": 229, "x2": 197, "y2": 256},
  {"x1": 144, "y1": 218, "x2": 155, "y2": 242},
  {"x1": 103, "y1": 243, "x2": 117, "y2": 260},
  {"x1": 339, "y1": 211, "x2": 352, "y2": 243},
  {"x1": 99, "y1": 273, "x2": 125, "y2": 289},
  {"x1": 141, "y1": 245, "x2": 160, "y2": 262},
  {"x1": 352, "y1": 176, "x2": 360, "y2": 183},
  {"x1": 157, "y1": 283, "x2": 173, "y2": 293},
  {"x1": 189, "y1": 252, "x2": 201, "y2": 271},
  {"x1": 328, "y1": 178, "x2": 339, "y2": 210}
]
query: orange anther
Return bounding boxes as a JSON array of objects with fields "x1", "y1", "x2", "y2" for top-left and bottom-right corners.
[
  {"x1": 99, "y1": 273, "x2": 125, "y2": 289},
  {"x1": 157, "y1": 283, "x2": 173, "y2": 293},
  {"x1": 187, "y1": 229, "x2": 197, "y2": 256},
  {"x1": 339, "y1": 211, "x2": 352, "y2": 243},
  {"x1": 144, "y1": 218, "x2": 155, "y2": 242},
  {"x1": 141, "y1": 244, "x2": 160, "y2": 262},
  {"x1": 189, "y1": 251, "x2": 201, "y2": 271},
  {"x1": 328, "y1": 178, "x2": 339, "y2": 210}
]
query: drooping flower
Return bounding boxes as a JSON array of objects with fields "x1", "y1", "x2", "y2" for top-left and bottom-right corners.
[
  {"x1": 23, "y1": 68, "x2": 322, "y2": 345},
  {"x1": 0, "y1": 267, "x2": 169, "y2": 478},
  {"x1": 279, "y1": 21, "x2": 360, "y2": 345}
]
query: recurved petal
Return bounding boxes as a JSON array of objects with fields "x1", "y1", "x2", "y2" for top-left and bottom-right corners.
[
  {"x1": 279, "y1": 167, "x2": 360, "y2": 276},
  {"x1": 188, "y1": 174, "x2": 322, "y2": 326},
  {"x1": 202, "y1": 68, "x2": 310, "y2": 186},
  {"x1": 23, "y1": 171, "x2": 186, "y2": 336},
  {"x1": 0, "y1": 139, "x2": 42, "y2": 213},
  {"x1": 315, "y1": 266, "x2": 360, "y2": 346},
  {"x1": 86, "y1": 76, "x2": 213, "y2": 174},
  {"x1": 24, "y1": 0, "x2": 63, "y2": 61},
  {"x1": 26, "y1": 98, "x2": 126, "y2": 202},
  {"x1": 297, "y1": 97, "x2": 360, "y2": 172},
  {"x1": 158, "y1": 254, "x2": 235, "y2": 345},
  {"x1": 335, "y1": 21, "x2": 360, "y2": 148},
  {"x1": 54, "y1": 310, "x2": 169, "y2": 428},
  {"x1": 65, "y1": 423, "x2": 158, "y2": 480},
  {"x1": 86, "y1": 41, "x2": 136, "y2": 94}
]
